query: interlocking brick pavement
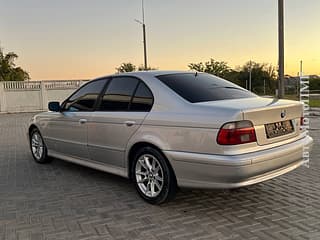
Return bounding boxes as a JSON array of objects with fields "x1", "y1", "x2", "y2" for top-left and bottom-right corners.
[{"x1": 0, "y1": 113, "x2": 319, "y2": 240}]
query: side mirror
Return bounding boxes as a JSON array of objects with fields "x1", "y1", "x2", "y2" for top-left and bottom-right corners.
[{"x1": 48, "y1": 101, "x2": 61, "y2": 112}]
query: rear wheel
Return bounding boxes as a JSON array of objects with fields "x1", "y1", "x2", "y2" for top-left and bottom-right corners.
[
  {"x1": 30, "y1": 128, "x2": 51, "y2": 163},
  {"x1": 132, "y1": 147, "x2": 177, "y2": 204}
]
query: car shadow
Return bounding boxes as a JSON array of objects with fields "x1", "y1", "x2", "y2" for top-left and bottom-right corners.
[{"x1": 48, "y1": 156, "x2": 283, "y2": 210}]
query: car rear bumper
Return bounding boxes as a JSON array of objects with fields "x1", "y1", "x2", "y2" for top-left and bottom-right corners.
[{"x1": 164, "y1": 135, "x2": 313, "y2": 189}]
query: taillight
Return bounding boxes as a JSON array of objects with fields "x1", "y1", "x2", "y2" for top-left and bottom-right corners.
[
  {"x1": 217, "y1": 120, "x2": 257, "y2": 145},
  {"x1": 300, "y1": 117, "x2": 304, "y2": 126}
]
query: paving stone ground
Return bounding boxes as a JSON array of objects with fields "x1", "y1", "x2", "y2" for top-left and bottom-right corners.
[{"x1": 0, "y1": 113, "x2": 319, "y2": 240}]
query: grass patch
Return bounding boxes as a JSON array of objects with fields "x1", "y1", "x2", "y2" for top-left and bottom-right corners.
[
  {"x1": 284, "y1": 95, "x2": 320, "y2": 107},
  {"x1": 284, "y1": 95, "x2": 299, "y2": 101},
  {"x1": 310, "y1": 99, "x2": 320, "y2": 107}
]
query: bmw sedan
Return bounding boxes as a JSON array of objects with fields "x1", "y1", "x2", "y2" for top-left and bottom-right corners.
[{"x1": 28, "y1": 71, "x2": 313, "y2": 204}]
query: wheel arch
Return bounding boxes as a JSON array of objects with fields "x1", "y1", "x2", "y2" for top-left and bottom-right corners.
[
  {"x1": 28, "y1": 124, "x2": 45, "y2": 145},
  {"x1": 28, "y1": 124, "x2": 43, "y2": 148},
  {"x1": 28, "y1": 124, "x2": 39, "y2": 136},
  {"x1": 127, "y1": 142, "x2": 176, "y2": 182}
]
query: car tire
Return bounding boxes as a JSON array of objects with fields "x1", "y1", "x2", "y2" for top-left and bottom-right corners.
[
  {"x1": 132, "y1": 146, "x2": 177, "y2": 204},
  {"x1": 30, "y1": 128, "x2": 51, "y2": 164}
]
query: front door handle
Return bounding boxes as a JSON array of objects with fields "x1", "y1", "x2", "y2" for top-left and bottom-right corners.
[
  {"x1": 124, "y1": 121, "x2": 136, "y2": 127},
  {"x1": 79, "y1": 119, "x2": 87, "y2": 124}
]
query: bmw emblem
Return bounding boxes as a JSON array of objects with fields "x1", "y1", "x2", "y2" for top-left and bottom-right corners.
[{"x1": 281, "y1": 110, "x2": 286, "y2": 118}]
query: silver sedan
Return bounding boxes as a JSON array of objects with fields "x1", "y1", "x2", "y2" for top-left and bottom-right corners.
[{"x1": 28, "y1": 71, "x2": 313, "y2": 204}]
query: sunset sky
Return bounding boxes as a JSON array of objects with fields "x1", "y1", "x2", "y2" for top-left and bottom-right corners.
[{"x1": 0, "y1": 0, "x2": 319, "y2": 80}]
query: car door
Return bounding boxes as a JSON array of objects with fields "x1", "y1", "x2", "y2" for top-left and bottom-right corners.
[
  {"x1": 88, "y1": 77, "x2": 154, "y2": 167},
  {"x1": 44, "y1": 79, "x2": 108, "y2": 159}
]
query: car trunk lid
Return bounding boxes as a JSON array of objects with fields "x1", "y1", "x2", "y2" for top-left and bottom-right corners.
[
  {"x1": 196, "y1": 97, "x2": 303, "y2": 146},
  {"x1": 241, "y1": 99, "x2": 302, "y2": 145}
]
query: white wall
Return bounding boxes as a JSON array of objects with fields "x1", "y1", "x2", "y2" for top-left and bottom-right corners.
[
  {"x1": 0, "y1": 80, "x2": 88, "y2": 113},
  {"x1": 46, "y1": 89, "x2": 75, "y2": 103},
  {"x1": 5, "y1": 89, "x2": 42, "y2": 112}
]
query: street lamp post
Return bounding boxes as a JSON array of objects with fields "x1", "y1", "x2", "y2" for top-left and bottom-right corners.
[
  {"x1": 135, "y1": 0, "x2": 148, "y2": 70},
  {"x1": 278, "y1": 0, "x2": 285, "y2": 98}
]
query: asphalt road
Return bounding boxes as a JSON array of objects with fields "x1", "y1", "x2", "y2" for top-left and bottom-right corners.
[{"x1": 0, "y1": 113, "x2": 319, "y2": 240}]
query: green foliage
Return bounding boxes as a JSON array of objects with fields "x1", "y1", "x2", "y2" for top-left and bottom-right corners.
[
  {"x1": 0, "y1": 47, "x2": 30, "y2": 81},
  {"x1": 116, "y1": 62, "x2": 158, "y2": 73},
  {"x1": 188, "y1": 58, "x2": 231, "y2": 78},
  {"x1": 236, "y1": 61, "x2": 277, "y2": 94},
  {"x1": 224, "y1": 70, "x2": 244, "y2": 87},
  {"x1": 188, "y1": 59, "x2": 277, "y2": 95},
  {"x1": 310, "y1": 75, "x2": 320, "y2": 90},
  {"x1": 116, "y1": 62, "x2": 137, "y2": 73}
]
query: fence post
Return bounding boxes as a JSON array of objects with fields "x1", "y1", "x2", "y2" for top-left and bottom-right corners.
[
  {"x1": 0, "y1": 82, "x2": 7, "y2": 113},
  {"x1": 40, "y1": 81, "x2": 48, "y2": 111}
]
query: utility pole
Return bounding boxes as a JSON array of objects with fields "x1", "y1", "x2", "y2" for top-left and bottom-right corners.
[
  {"x1": 249, "y1": 60, "x2": 252, "y2": 91},
  {"x1": 135, "y1": 0, "x2": 148, "y2": 70},
  {"x1": 278, "y1": 0, "x2": 285, "y2": 98},
  {"x1": 298, "y1": 60, "x2": 303, "y2": 97},
  {"x1": 142, "y1": 23, "x2": 147, "y2": 70}
]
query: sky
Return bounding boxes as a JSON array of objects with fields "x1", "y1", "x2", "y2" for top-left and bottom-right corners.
[{"x1": 0, "y1": 0, "x2": 319, "y2": 80}]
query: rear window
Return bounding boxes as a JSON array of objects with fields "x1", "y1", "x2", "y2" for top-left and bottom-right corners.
[{"x1": 156, "y1": 73, "x2": 256, "y2": 103}]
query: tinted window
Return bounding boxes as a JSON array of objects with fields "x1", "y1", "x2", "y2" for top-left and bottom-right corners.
[
  {"x1": 64, "y1": 79, "x2": 107, "y2": 111},
  {"x1": 157, "y1": 73, "x2": 256, "y2": 103},
  {"x1": 99, "y1": 77, "x2": 139, "y2": 111},
  {"x1": 130, "y1": 82, "x2": 153, "y2": 112}
]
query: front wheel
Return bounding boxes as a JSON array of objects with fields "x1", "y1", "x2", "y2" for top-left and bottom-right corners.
[
  {"x1": 132, "y1": 147, "x2": 177, "y2": 204},
  {"x1": 30, "y1": 128, "x2": 51, "y2": 163}
]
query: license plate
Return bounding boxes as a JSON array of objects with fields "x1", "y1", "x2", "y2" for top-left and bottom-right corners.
[{"x1": 265, "y1": 120, "x2": 294, "y2": 138}]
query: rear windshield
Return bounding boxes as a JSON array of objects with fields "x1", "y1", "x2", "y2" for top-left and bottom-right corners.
[{"x1": 157, "y1": 73, "x2": 256, "y2": 103}]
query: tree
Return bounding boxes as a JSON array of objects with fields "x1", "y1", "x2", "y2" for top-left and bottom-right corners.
[
  {"x1": 116, "y1": 62, "x2": 136, "y2": 73},
  {"x1": 188, "y1": 58, "x2": 231, "y2": 78},
  {"x1": 236, "y1": 61, "x2": 277, "y2": 94},
  {"x1": 188, "y1": 59, "x2": 277, "y2": 94},
  {"x1": 116, "y1": 62, "x2": 158, "y2": 73},
  {"x1": 0, "y1": 47, "x2": 30, "y2": 81},
  {"x1": 310, "y1": 75, "x2": 320, "y2": 90}
]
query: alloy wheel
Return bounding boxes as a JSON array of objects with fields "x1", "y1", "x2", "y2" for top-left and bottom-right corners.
[
  {"x1": 135, "y1": 154, "x2": 164, "y2": 198},
  {"x1": 31, "y1": 132, "x2": 44, "y2": 160}
]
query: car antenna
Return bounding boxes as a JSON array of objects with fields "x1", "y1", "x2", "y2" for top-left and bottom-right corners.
[{"x1": 195, "y1": 72, "x2": 198, "y2": 77}]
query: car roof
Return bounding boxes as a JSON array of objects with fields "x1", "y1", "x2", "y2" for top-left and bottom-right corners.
[{"x1": 95, "y1": 70, "x2": 196, "y2": 80}]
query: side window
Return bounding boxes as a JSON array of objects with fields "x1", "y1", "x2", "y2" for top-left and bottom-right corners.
[
  {"x1": 130, "y1": 82, "x2": 153, "y2": 112},
  {"x1": 99, "y1": 77, "x2": 139, "y2": 111},
  {"x1": 63, "y1": 79, "x2": 107, "y2": 111}
]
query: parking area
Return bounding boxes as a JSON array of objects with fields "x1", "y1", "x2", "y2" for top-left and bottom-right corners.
[{"x1": 0, "y1": 113, "x2": 319, "y2": 240}]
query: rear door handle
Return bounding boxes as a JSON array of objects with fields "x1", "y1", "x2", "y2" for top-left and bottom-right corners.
[
  {"x1": 79, "y1": 119, "x2": 87, "y2": 124},
  {"x1": 124, "y1": 121, "x2": 136, "y2": 127}
]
